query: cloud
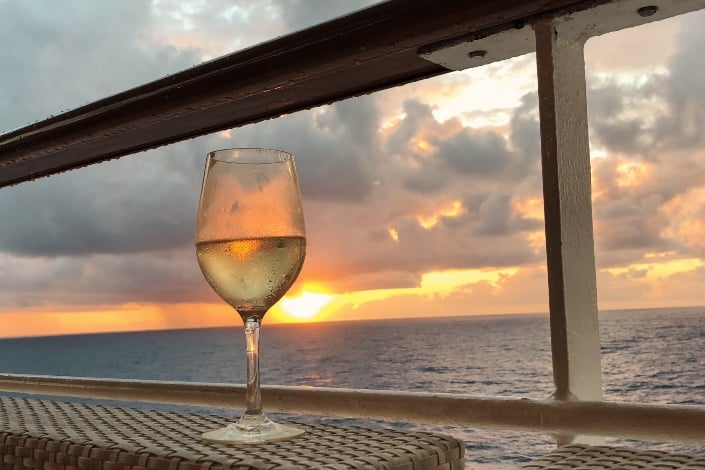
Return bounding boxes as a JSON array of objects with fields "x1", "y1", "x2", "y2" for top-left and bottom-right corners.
[
  {"x1": 509, "y1": 92, "x2": 541, "y2": 159},
  {"x1": 148, "y1": 1, "x2": 284, "y2": 58},
  {"x1": 0, "y1": 2, "x2": 217, "y2": 259},
  {"x1": 1, "y1": 72, "x2": 546, "y2": 303},
  {"x1": 591, "y1": 148, "x2": 705, "y2": 267},
  {"x1": 435, "y1": 130, "x2": 513, "y2": 176},
  {"x1": 655, "y1": 11, "x2": 705, "y2": 150},
  {"x1": 230, "y1": 96, "x2": 382, "y2": 203},
  {"x1": 583, "y1": 9, "x2": 705, "y2": 273},
  {"x1": 274, "y1": 0, "x2": 379, "y2": 32},
  {"x1": 0, "y1": 142, "x2": 210, "y2": 256},
  {"x1": 0, "y1": 250, "x2": 214, "y2": 309},
  {"x1": 586, "y1": 10, "x2": 705, "y2": 158},
  {"x1": 0, "y1": 1, "x2": 202, "y2": 131},
  {"x1": 473, "y1": 194, "x2": 542, "y2": 237},
  {"x1": 1, "y1": 1, "x2": 704, "y2": 319},
  {"x1": 144, "y1": 1, "x2": 380, "y2": 60},
  {"x1": 292, "y1": 106, "x2": 545, "y2": 292}
]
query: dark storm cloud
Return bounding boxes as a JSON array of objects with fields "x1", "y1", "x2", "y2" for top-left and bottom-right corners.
[
  {"x1": 509, "y1": 92, "x2": 541, "y2": 159},
  {"x1": 397, "y1": 97, "x2": 541, "y2": 197},
  {"x1": 394, "y1": 100, "x2": 452, "y2": 195},
  {"x1": 0, "y1": 141, "x2": 210, "y2": 257},
  {"x1": 402, "y1": 175, "x2": 446, "y2": 194},
  {"x1": 587, "y1": 84, "x2": 624, "y2": 118},
  {"x1": 593, "y1": 118, "x2": 646, "y2": 155},
  {"x1": 585, "y1": 75, "x2": 669, "y2": 158},
  {"x1": 581, "y1": 10, "x2": 705, "y2": 271},
  {"x1": 586, "y1": 10, "x2": 705, "y2": 157},
  {"x1": 386, "y1": 100, "x2": 438, "y2": 155},
  {"x1": 230, "y1": 95, "x2": 381, "y2": 203},
  {"x1": 473, "y1": 194, "x2": 542, "y2": 237},
  {"x1": 0, "y1": 251, "x2": 214, "y2": 308},
  {"x1": 596, "y1": 214, "x2": 666, "y2": 252},
  {"x1": 655, "y1": 11, "x2": 705, "y2": 150},
  {"x1": 324, "y1": 269, "x2": 422, "y2": 293},
  {"x1": 0, "y1": 1, "x2": 200, "y2": 131},
  {"x1": 434, "y1": 131, "x2": 510, "y2": 176},
  {"x1": 275, "y1": 0, "x2": 379, "y2": 31},
  {"x1": 0, "y1": 0, "x2": 214, "y2": 258}
]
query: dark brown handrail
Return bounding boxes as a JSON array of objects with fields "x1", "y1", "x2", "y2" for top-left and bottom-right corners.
[{"x1": 0, "y1": 0, "x2": 596, "y2": 188}]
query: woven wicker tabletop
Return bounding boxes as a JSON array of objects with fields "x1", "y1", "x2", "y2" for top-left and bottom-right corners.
[
  {"x1": 522, "y1": 444, "x2": 705, "y2": 470},
  {"x1": 0, "y1": 396, "x2": 463, "y2": 470}
]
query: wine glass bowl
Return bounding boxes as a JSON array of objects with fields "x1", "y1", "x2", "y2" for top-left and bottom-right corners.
[{"x1": 196, "y1": 148, "x2": 306, "y2": 443}]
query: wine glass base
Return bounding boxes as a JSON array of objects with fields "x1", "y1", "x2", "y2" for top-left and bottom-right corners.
[{"x1": 202, "y1": 421, "x2": 304, "y2": 444}]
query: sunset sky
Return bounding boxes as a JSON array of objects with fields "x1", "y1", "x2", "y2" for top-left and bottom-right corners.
[{"x1": 1, "y1": 1, "x2": 704, "y2": 338}]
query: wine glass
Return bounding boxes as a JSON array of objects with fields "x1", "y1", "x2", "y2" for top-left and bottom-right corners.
[{"x1": 196, "y1": 148, "x2": 306, "y2": 444}]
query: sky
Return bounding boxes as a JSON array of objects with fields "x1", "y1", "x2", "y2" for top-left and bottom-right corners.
[{"x1": 0, "y1": 1, "x2": 704, "y2": 338}]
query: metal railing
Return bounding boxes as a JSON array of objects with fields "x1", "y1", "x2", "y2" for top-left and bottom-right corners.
[
  {"x1": 0, "y1": 374, "x2": 705, "y2": 443},
  {"x1": 2, "y1": 374, "x2": 705, "y2": 444}
]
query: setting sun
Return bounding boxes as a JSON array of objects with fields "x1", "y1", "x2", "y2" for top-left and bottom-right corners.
[{"x1": 280, "y1": 291, "x2": 334, "y2": 320}]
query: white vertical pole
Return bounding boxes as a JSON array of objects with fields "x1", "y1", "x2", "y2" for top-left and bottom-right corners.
[{"x1": 534, "y1": 19, "x2": 603, "y2": 440}]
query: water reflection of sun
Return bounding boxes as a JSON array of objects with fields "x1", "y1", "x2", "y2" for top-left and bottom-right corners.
[{"x1": 279, "y1": 291, "x2": 333, "y2": 321}]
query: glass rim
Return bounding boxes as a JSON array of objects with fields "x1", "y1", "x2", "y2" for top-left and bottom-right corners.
[{"x1": 207, "y1": 147, "x2": 293, "y2": 164}]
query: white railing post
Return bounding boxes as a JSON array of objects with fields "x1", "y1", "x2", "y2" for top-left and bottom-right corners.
[{"x1": 533, "y1": 19, "x2": 603, "y2": 441}]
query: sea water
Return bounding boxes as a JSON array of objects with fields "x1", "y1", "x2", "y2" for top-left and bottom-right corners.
[{"x1": 1, "y1": 307, "x2": 704, "y2": 468}]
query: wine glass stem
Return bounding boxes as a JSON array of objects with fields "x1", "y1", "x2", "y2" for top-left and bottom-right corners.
[{"x1": 244, "y1": 317, "x2": 263, "y2": 417}]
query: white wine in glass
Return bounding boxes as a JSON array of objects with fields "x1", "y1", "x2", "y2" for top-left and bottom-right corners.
[{"x1": 196, "y1": 148, "x2": 306, "y2": 444}]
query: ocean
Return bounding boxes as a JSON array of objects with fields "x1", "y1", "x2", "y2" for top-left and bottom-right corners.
[{"x1": 1, "y1": 307, "x2": 704, "y2": 468}]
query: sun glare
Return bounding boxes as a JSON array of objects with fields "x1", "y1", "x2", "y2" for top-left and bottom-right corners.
[{"x1": 280, "y1": 291, "x2": 334, "y2": 320}]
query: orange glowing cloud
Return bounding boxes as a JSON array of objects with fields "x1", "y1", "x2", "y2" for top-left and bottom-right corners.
[
  {"x1": 315, "y1": 265, "x2": 550, "y2": 322},
  {"x1": 513, "y1": 197, "x2": 544, "y2": 221},
  {"x1": 320, "y1": 266, "x2": 522, "y2": 318},
  {"x1": 387, "y1": 226, "x2": 400, "y2": 242},
  {"x1": 605, "y1": 256, "x2": 704, "y2": 281},
  {"x1": 660, "y1": 187, "x2": 705, "y2": 250},
  {"x1": 615, "y1": 161, "x2": 652, "y2": 188},
  {"x1": 416, "y1": 200, "x2": 466, "y2": 230},
  {"x1": 0, "y1": 303, "x2": 239, "y2": 339},
  {"x1": 512, "y1": 196, "x2": 546, "y2": 252}
]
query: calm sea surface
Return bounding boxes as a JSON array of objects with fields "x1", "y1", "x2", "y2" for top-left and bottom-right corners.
[{"x1": 2, "y1": 307, "x2": 705, "y2": 468}]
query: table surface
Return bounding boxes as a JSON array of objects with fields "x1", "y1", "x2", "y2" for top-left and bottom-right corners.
[
  {"x1": 0, "y1": 396, "x2": 464, "y2": 470},
  {"x1": 522, "y1": 444, "x2": 705, "y2": 470}
]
